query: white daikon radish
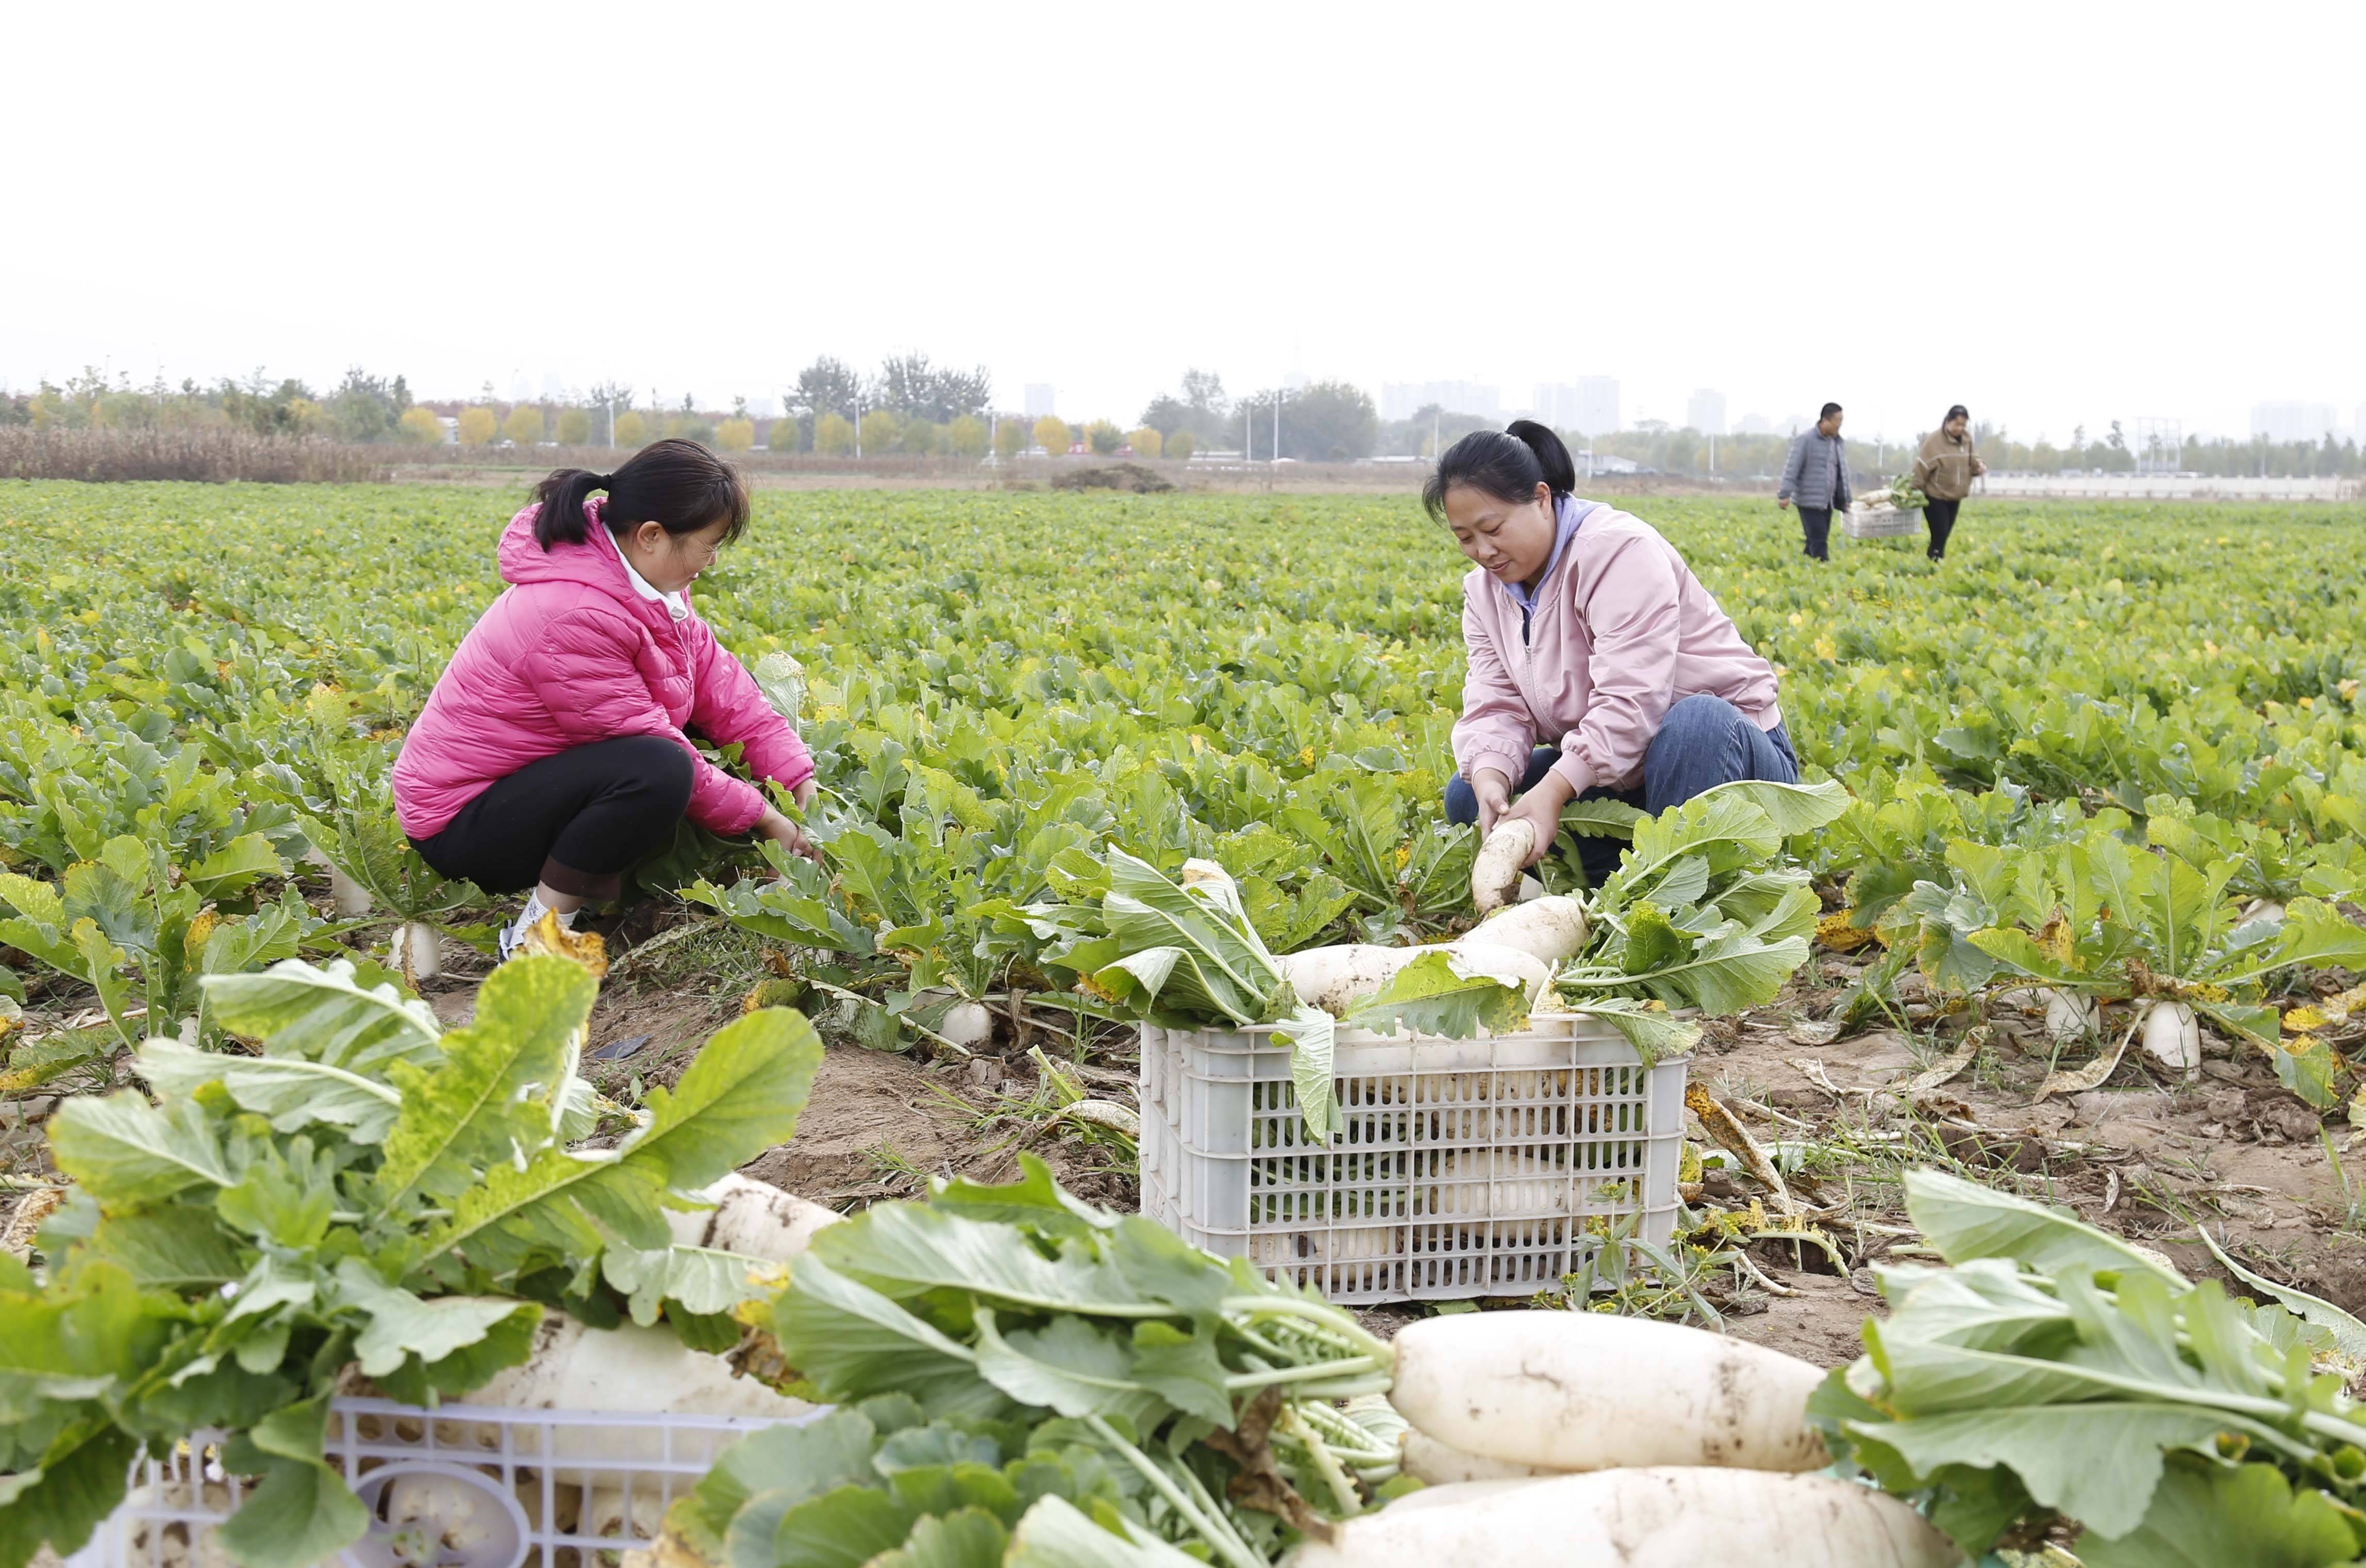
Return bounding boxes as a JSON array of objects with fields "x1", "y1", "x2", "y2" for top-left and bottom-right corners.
[
  {"x1": 1387, "y1": 1311, "x2": 1828, "y2": 1473},
  {"x1": 1401, "y1": 1430, "x2": 1561, "y2": 1486},
  {"x1": 388, "y1": 922, "x2": 441, "y2": 981},
  {"x1": 1468, "y1": 895, "x2": 1590, "y2": 965},
  {"x1": 1278, "y1": 942, "x2": 1550, "y2": 1017},
  {"x1": 1470, "y1": 821, "x2": 1536, "y2": 915},
  {"x1": 663, "y1": 1173, "x2": 841, "y2": 1262},
  {"x1": 2043, "y1": 988, "x2": 2098, "y2": 1042},
  {"x1": 328, "y1": 866, "x2": 374, "y2": 918},
  {"x1": 1994, "y1": 986, "x2": 2097, "y2": 1042},
  {"x1": 1285, "y1": 1468, "x2": 1958, "y2": 1568},
  {"x1": 2139, "y1": 999, "x2": 2201, "y2": 1077},
  {"x1": 463, "y1": 1317, "x2": 815, "y2": 1482},
  {"x1": 2241, "y1": 898, "x2": 2286, "y2": 926}
]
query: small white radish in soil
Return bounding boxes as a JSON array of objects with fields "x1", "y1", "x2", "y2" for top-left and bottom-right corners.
[
  {"x1": 1387, "y1": 1311, "x2": 1828, "y2": 1473},
  {"x1": 662, "y1": 1173, "x2": 841, "y2": 1261},
  {"x1": 1468, "y1": 895, "x2": 1590, "y2": 965},
  {"x1": 388, "y1": 922, "x2": 441, "y2": 981},
  {"x1": 2043, "y1": 988, "x2": 2098, "y2": 1042},
  {"x1": 1278, "y1": 942, "x2": 1550, "y2": 1018},
  {"x1": 1401, "y1": 1430, "x2": 1561, "y2": 1486},
  {"x1": 1994, "y1": 986, "x2": 2098, "y2": 1042},
  {"x1": 2139, "y1": 999, "x2": 2201, "y2": 1077},
  {"x1": 329, "y1": 866, "x2": 374, "y2": 918},
  {"x1": 1470, "y1": 820, "x2": 1536, "y2": 915},
  {"x1": 1285, "y1": 1468, "x2": 1958, "y2": 1568}
]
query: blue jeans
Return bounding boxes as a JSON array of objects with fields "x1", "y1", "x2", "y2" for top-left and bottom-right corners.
[{"x1": 1444, "y1": 694, "x2": 1801, "y2": 886}]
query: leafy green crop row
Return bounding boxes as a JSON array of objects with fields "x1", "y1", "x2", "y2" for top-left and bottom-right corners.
[{"x1": 3, "y1": 485, "x2": 2364, "y2": 1082}]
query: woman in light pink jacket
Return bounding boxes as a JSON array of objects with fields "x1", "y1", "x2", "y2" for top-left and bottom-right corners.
[
  {"x1": 393, "y1": 440, "x2": 815, "y2": 957},
  {"x1": 1435, "y1": 422, "x2": 1796, "y2": 887}
]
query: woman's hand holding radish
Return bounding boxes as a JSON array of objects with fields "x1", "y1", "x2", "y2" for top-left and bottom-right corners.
[
  {"x1": 1470, "y1": 768, "x2": 1513, "y2": 836},
  {"x1": 1495, "y1": 770, "x2": 1572, "y2": 868},
  {"x1": 756, "y1": 803, "x2": 819, "y2": 862}
]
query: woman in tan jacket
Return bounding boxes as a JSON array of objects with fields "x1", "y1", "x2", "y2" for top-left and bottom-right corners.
[{"x1": 1910, "y1": 404, "x2": 1986, "y2": 561}]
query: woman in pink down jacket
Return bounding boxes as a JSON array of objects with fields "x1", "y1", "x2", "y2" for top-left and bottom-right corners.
[
  {"x1": 1434, "y1": 422, "x2": 1797, "y2": 888},
  {"x1": 392, "y1": 440, "x2": 815, "y2": 958}
]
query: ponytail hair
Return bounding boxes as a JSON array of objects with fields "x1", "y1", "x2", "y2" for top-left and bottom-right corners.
[
  {"x1": 1422, "y1": 419, "x2": 1578, "y2": 521},
  {"x1": 529, "y1": 437, "x2": 751, "y2": 550}
]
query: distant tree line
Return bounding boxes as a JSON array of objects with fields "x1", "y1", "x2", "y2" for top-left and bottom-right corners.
[
  {"x1": 1134, "y1": 370, "x2": 1380, "y2": 462},
  {"x1": 2, "y1": 368, "x2": 439, "y2": 444}
]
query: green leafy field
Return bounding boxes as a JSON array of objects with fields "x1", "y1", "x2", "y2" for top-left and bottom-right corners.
[{"x1": 4, "y1": 484, "x2": 2365, "y2": 1092}]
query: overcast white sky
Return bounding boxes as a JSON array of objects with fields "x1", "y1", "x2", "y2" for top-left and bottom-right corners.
[{"x1": 6, "y1": 2, "x2": 2361, "y2": 445}]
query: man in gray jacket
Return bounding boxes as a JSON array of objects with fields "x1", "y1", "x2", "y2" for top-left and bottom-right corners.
[{"x1": 1777, "y1": 403, "x2": 1851, "y2": 561}]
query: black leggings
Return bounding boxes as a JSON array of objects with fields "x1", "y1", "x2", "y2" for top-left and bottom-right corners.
[
  {"x1": 411, "y1": 736, "x2": 694, "y2": 899},
  {"x1": 1923, "y1": 498, "x2": 1961, "y2": 559}
]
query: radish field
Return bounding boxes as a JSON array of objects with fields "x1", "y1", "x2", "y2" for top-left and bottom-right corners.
[
  {"x1": 8, "y1": 482, "x2": 2366, "y2": 1564},
  {"x1": 3, "y1": 488, "x2": 2365, "y2": 1213}
]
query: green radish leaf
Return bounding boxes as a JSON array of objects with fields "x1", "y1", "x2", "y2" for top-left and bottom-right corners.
[
  {"x1": 761, "y1": 1254, "x2": 1002, "y2": 1418},
  {"x1": 182, "y1": 833, "x2": 284, "y2": 897},
  {"x1": 200, "y1": 957, "x2": 442, "y2": 1072},
  {"x1": 971, "y1": 1309, "x2": 1168, "y2": 1431},
  {"x1": 1338, "y1": 948, "x2": 1532, "y2": 1040},
  {"x1": 424, "y1": 1006, "x2": 821, "y2": 1273},
  {"x1": 2193, "y1": 1226, "x2": 2366, "y2": 1356},
  {"x1": 682, "y1": 1410, "x2": 881, "y2": 1561},
  {"x1": 2070, "y1": 1456, "x2": 2360, "y2": 1568},
  {"x1": 1904, "y1": 1170, "x2": 2190, "y2": 1284},
  {"x1": 812, "y1": 1203, "x2": 1158, "y2": 1317},
  {"x1": 1271, "y1": 1005, "x2": 1340, "y2": 1141},
  {"x1": 1004, "y1": 1495, "x2": 1207, "y2": 1567},
  {"x1": 47, "y1": 1095, "x2": 234, "y2": 1210},
  {"x1": 599, "y1": 1243, "x2": 774, "y2": 1325},
  {"x1": 214, "y1": 1397, "x2": 370, "y2": 1568},
  {"x1": 1558, "y1": 796, "x2": 1645, "y2": 839},
  {"x1": 869, "y1": 1507, "x2": 1009, "y2": 1568},
  {"x1": 373, "y1": 955, "x2": 595, "y2": 1210},
  {"x1": 136, "y1": 1037, "x2": 404, "y2": 1143},
  {"x1": 0, "y1": 1425, "x2": 140, "y2": 1568}
]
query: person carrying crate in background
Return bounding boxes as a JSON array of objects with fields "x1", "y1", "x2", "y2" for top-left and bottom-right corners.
[
  {"x1": 1776, "y1": 403, "x2": 1851, "y2": 561},
  {"x1": 1911, "y1": 403, "x2": 1986, "y2": 561}
]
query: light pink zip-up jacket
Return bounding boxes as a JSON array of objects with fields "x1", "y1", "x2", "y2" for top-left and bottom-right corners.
[
  {"x1": 1452, "y1": 500, "x2": 1781, "y2": 798},
  {"x1": 393, "y1": 499, "x2": 813, "y2": 840}
]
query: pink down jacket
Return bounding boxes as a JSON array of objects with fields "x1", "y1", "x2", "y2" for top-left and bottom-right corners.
[
  {"x1": 392, "y1": 499, "x2": 813, "y2": 841},
  {"x1": 1453, "y1": 501, "x2": 1782, "y2": 798}
]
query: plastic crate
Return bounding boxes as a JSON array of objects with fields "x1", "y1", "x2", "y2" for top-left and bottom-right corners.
[
  {"x1": 1843, "y1": 505, "x2": 1920, "y2": 539},
  {"x1": 64, "y1": 1397, "x2": 815, "y2": 1568},
  {"x1": 1139, "y1": 1015, "x2": 1689, "y2": 1304}
]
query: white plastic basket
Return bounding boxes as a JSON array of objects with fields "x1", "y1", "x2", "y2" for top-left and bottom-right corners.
[
  {"x1": 1138, "y1": 1015, "x2": 1689, "y2": 1304},
  {"x1": 1843, "y1": 504, "x2": 1920, "y2": 539},
  {"x1": 64, "y1": 1397, "x2": 813, "y2": 1568}
]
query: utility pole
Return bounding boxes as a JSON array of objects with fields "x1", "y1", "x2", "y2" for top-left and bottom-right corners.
[
  {"x1": 1272, "y1": 393, "x2": 1280, "y2": 467},
  {"x1": 854, "y1": 394, "x2": 862, "y2": 459}
]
